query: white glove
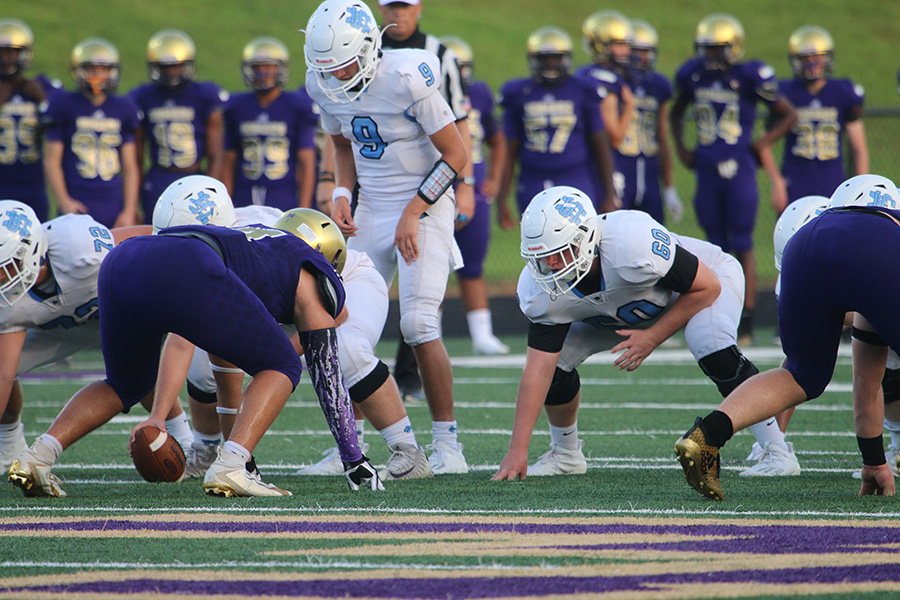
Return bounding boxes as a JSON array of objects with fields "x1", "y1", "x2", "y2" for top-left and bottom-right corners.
[{"x1": 664, "y1": 186, "x2": 683, "y2": 224}]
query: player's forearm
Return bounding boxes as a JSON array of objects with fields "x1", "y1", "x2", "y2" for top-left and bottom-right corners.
[
  {"x1": 43, "y1": 142, "x2": 71, "y2": 206},
  {"x1": 508, "y1": 349, "x2": 558, "y2": 452},
  {"x1": 333, "y1": 138, "x2": 357, "y2": 191},
  {"x1": 150, "y1": 334, "x2": 196, "y2": 422},
  {"x1": 120, "y1": 144, "x2": 140, "y2": 216},
  {"x1": 846, "y1": 121, "x2": 869, "y2": 175},
  {"x1": 296, "y1": 148, "x2": 316, "y2": 209},
  {"x1": 851, "y1": 316, "x2": 888, "y2": 439}
]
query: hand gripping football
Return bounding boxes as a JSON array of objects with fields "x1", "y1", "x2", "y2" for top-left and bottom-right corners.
[{"x1": 129, "y1": 426, "x2": 186, "y2": 482}]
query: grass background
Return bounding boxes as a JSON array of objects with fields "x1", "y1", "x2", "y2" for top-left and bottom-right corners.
[{"x1": 11, "y1": 0, "x2": 900, "y2": 291}]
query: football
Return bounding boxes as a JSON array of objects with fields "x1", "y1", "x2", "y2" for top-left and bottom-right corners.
[{"x1": 129, "y1": 426, "x2": 186, "y2": 483}]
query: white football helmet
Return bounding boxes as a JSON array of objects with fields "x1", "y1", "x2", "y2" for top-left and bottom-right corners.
[
  {"x1": 773, "y1": 195, "x2": 829, "y2": 271},
  {"x1": 521, "y1": 186, "x2": 599, "y2": 297},
  {"x1": 152, "y1": 175, "x2": 236, "y2": 233},
  {"x1": 303, "y1": 0, "x2": 382, "y2": 104},
  {"x1": 0, "y1": 200, "x2": 45, "y2": 307},
  {"x1": 827, "y1": 174, "x2": 898, "y2": 210}
]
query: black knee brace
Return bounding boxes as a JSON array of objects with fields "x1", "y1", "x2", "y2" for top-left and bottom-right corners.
[
  {"x1": 187, "y1": 380, "x2": 218, "y2": 405},
  {"x1": 545, "y1": 367, "x2": 580, "y2": 406},
  {"x1": 698, "y1": 345, "x2": 760, "y2": 398},
  {"x1": 348, "y1": 360, "x2": 390, "y2": 404},
  {"x1": 883, "y1": 368, "x2": 900, "y2": 405}
]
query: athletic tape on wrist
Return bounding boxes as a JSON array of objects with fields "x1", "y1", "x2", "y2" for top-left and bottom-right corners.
[{"x1": 332, "y1": 186, "x2": 352, "y2": 204}]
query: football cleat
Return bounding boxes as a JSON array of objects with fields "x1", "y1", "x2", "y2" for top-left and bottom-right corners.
[
  {"x1": 674, "y1": 418, "x2": 723, "y2": 501},
  {"x1": 183, "y1": 442, "x2": 219, "y2": 479},
  {"x1": 739, "y1": 441, "x2": 801, "y2": 477},
  {"x1": 473, "y1": 335, "x2": 510, "y2": 356},
  {"x1": 527, "y1": 440, "x2": 588, "y2": 476},
  {"x1": 203, "y1": 447, "x2": 291, "y2": 497},
  {"x1": 745, "y1": 441, "x2": 764, "y2": 462},
  {"x1": 0, "y1": 422, "x2": 28, "y2": 474},
  {"x1": 379, "y1": 443, "x2": 433, "y2": 481},
  {"x1": 297, "y1": 442, "x2": 370, "y2": 476},
  {"x1": 344, "y1": 456, "x2": 385, "y2": 491},
  {"x1": 8, "y1": 445, "x2": 66, "y2": 498},
  {"x1": 427, "y1": 440, "x2": 469, "y2": 475}
]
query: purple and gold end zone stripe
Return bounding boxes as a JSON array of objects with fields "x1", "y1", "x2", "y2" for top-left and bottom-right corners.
[{"x1": 2, "y1": 514, "x2": 899, "y2": 598}]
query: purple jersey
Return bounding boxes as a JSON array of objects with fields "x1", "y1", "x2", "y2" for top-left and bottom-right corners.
[
  {"x1": 0, "y1": 82, "x2": 48, "y2": 220},
  {"x1": 43, "y1": 91, "x2": 140, "y2": 226},
  {"x1": 778, "y1": 78, "x2": 864, "y2": 201},
  {"x1": 35, "y1": 74, "x2": 64, "y2": 100},
  {"x1": 223, "y1": 90, "x2": 318, "y2": 211},
  {"x1": 615, "y1": 70, "x2": 673, "y2": 222},
  {"x1": 467, "y1": 80, "x2": 498, "y2": 186},
  {"x1": 674, "y1": 58, "x2": 779, "y2": 169},
  {"x1": 575, "y1": 64, "x2": 626, "y2": 106},
  {"x1": 129, "y1": 80, "x2": 227, "y2": 171}
]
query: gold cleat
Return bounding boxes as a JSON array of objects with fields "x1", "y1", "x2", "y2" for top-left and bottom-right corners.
[
  {"x1": 675, "y1": 418, "x2": 724, "y2": 501},
  {"x1": 9, "y1": 458, "x2": 67, "y2": 498}
]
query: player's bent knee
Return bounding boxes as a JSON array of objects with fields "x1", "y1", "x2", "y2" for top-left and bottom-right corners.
[
  {"x1": 698, "y1": 345, "x2": 759, "y2": 397},
  {"x1": 349, "y1": 360, "x2": 390, "y2": 404},
  {"x1": 187, "y1": 380, "x2": 218, "y2": 405},
  {"x1": 545, "y1": 368, "x2": 580, "y2": 406},
  {"x1": 399, "y1": 312, "x2": 441, "y2": 346}
]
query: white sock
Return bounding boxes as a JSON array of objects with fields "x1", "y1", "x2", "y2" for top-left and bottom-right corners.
[
  {"x1": 381, "y1": 417, "x2": 416, "y2": 449},
  {"x1": 0, "y1": 420, "x2": 23, "y2": 441},
  {"x1": 193, "y1": 431, "x2": 223, "y2": 448},
  {"x1": 432, "y1": 421, "x2": 458, "y2": 445},
  {"x1": 884, "y1": 419, "x2": 900, "y2": 448},
  {"x1": 466, "y1": 308, "x2": 493, "y2": 343},
  {"x1": 35, "y1": 434, "x2": 63, "y2": 463},
  {"x1": 550, "y1": 422, "x2": 579, "y2": 450},
  {"x1": 355, "y1": 419, "x2": 366, "y2": 444},
  {"x1": 165, "y1": 413, "x2": 194, "y2": 452},
  {"x1": 749, "y1": 418, "x2": 787, "y2": 449},
  {"x1": 223, "y1": 441, "x2": 251, "y2": 463}
]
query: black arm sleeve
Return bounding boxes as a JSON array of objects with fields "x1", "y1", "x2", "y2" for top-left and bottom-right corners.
[
  {"x1": 658, "y1": 246, "x2": 699, "y2": 294},
  {"x1": 527, "y1": 322, "x2": 572, "y2": 353}
]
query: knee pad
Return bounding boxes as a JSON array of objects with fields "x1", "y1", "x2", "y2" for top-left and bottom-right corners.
[
  {"x1": 186, "y1": 380, "x2": 218, "y2": 405},
  {"x1": 883, "y1": 368, "x2": 900, "y2": 405},
  {"x1": 698, "y1": 345, "x2": 759, "y2": 398},
  {"x1": 348, "y1": 360, "x2": 390, "y2": 404},
  {"x1": 399, "y1": 309, "x2": 440, "y2": 346},
  {"x1": 545, "y1": 368, "x2": 580, "y2": 406}
]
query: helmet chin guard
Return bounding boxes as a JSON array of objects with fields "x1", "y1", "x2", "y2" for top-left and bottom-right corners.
[{"x1": 520, "y1": 186, "x2": 599, "y2": 297}]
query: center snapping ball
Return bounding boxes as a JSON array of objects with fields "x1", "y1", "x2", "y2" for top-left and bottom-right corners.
[{"x1": 129, "y1": 425, "x2": 186, "y2": 482}]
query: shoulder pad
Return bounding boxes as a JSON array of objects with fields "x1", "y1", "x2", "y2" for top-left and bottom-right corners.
[{"x1": 392, "y1": 49, "x2": 442, "y2": 103}]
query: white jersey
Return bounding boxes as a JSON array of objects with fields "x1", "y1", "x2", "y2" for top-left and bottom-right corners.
[
  {"x1": 232, "y1": 205, "x2": 284, "y2": 228},
  {"x1": 0, "y1": 214, "x2": 113, "y2": 334},
  {"x1": 308, "y1": 49, "x2": 456, "y2": 204},
  {"x1": 518, "y1": 210, "x2": 733, "y2": 331}
]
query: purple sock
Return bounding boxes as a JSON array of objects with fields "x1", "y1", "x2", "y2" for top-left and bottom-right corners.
[{"x1": 301, "y1": 327, "x2": 362, "y2": 464}]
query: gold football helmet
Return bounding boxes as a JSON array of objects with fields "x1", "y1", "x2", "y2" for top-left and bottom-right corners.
[
  {"x1": 274, "y1": 209, "x2": 346, "y2": 274},
  {"x1": 0, "y1": 18, "x2": 33, "y2": 77},
  {"x1": 70, "y1": 38, "x2": 120, "y2": 95},
  {"x1": 630, "y1": 19, "x2": 658, "y2": 72},
  {"x1": 695, "y1": 14, "x2": 744, "y2": 69},
  {"x1": 581, "y1": 10, "x2": 632, "y2": 67},
  {"x1": 526, "y1": 26, "x2": 572, "y2": 84},
  {"x1": 788, "y1": 25, "x2": 834, "y2": 80},
  {"x1": 147, "y1": 29, "x2": 196, "y2": 87},
  {"x1": 440, "y1": 35, "x2": 473, "y2": 85},
  {"x1": 241, "y1": 37, "x2": 289, "y2": 91}
]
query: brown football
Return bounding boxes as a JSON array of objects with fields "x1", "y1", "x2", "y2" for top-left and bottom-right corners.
[{"x1": 129, "y1": 426, "x2": 186, "y2": 483}]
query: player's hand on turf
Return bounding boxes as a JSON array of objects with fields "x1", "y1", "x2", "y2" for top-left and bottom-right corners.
[
  {"x1": 492, "y1": 450, "x2": 529, "y2": 481},
  {"x1": 331, "y1": 196, "x2": 357, "y2": 237},
  {"x1": 858, "y1": 463, "x2": 896, "y2": 496},
  {"x1": 130, "y1": 418, "x2": 166, "y2": 447},
  {"x1": 395, "y1": 203, "x2": 423, "y2": 264},
  {"x1": 612, "y1": 329, "x2": 660, "y2": 371}
]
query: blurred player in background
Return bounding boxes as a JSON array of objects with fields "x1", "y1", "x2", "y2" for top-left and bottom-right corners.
[
  {"x1": 778, "y1": 25, "x2": 868, "y2": 210},
  {"x1": 440, "y1": 35, "x2": 509, "y2": 356},
  {"x1": 670, "y1": 14, "x2": 796, "y2": 345},
  {"x1": 43, "y1": 38, "x2": 141, "y2": 228},
  {"x1": 497, "y1": 26, "x2": 617, "y2": 226},
  {"x1": 0, "y1": 19, "x2": 53, "y2": 222},
  {"x1": 223, "y1": 37, "x2": 318, "y2": 211},
  {"x1": 617, "y1": 19, "x2": 682, "y2": 225},
  {"x1": 129, "y1": 30, "x2": 228, "y2": 222}
]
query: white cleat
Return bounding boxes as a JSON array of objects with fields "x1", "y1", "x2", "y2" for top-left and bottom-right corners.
[
  {"x1": 297, "y1": 442, "x2": 370, "y2": 476},
  {"x1": 427, "y1": 440, "x2": 468, "y2": 475},
  {"x1": 473, "y1": 335, "x2": 510, "y2": 356},
  {"x1": 379, "y1": 443, "x2": 433, "y2": 480},
  {"x1": 183, "y1": 442, "x2": 219, "y2": 479},
  {"x1": 852, "y1": 444, "x2": 900, "y2": 479},
  {"x1": 527, "y1": 440, "x2": 587, "y2": 476},
  {"x1": 8, "y1": 444, "x2": 66, "y2": 498},
  {"x1": 739, "y1": 441, "x2": 800, "y2": 476},
  {"x1": 0, "y1": 423, "x2": 28, "y2": 474},
  {"x1": 745, "y1": 441, "x2": 764, "y2": 462},
  {"x1": 203, "y1": 447, "x2": 291, "y2": 497}
]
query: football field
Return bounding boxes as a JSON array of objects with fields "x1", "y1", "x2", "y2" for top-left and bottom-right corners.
[{"x1": 1, "y1": 334, "x2": 898, "y2": 599}]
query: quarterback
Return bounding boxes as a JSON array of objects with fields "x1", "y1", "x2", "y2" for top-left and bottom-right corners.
[{"x1": 492, "y1": 186, "x2": 788, "y2": 480}]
